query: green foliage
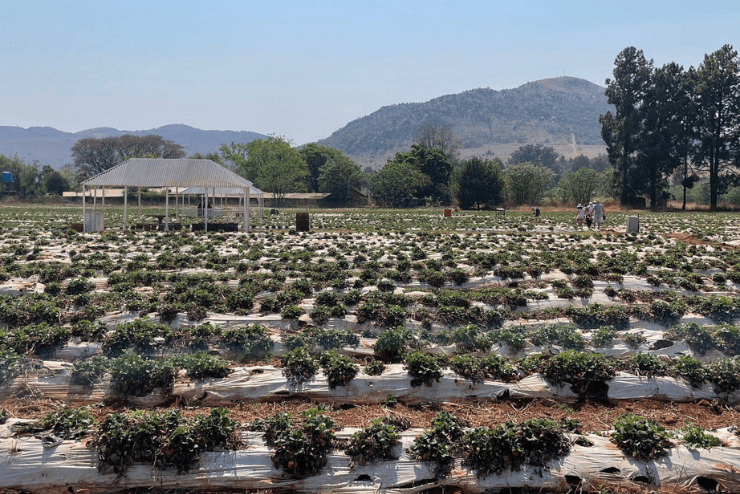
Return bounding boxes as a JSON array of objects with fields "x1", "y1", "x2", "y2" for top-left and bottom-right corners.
[
  {"x1": 624, "y1": 332, "x2": 647, "y2": 349},
  {"x1": 404, "y1": 350, "x2": 443, "y2": 387},
  {"x1": 22, "y1": 406, "x2": 95, "y2": 439},
  {"x1": 592, "y1": 325, "x2": 616, "y2": 348},
  {"x1": 363, "y1": 358, "x2": 386, "y2": 376},
  {"x1": 94, "y1": 407, "x2": 237, "y2": 474},
  {"x1": 505, "y1": 163, "x2": 555, "y2": 205},
  {"x1": 674, "y1": 355, "x2": 706, "y2": 387},
  {"x1": 71, "y1": 355, "x2": 110, "y2": 386},
  {"x1": 449, "y1": 354, "x2": 517, "y2": 384},
  {"x1": 681, "y1": 422, "x2": 720, "y2": 449},
  {"x1": 271, "y1": 409, "x2": 336, "y2": 478},
  {"x1": 529, "y1": 324, "x2": 586, "y2": 350},
  {"x1": 281, "y1": 347, "x2": 319, "y2": 384},
  {"x1": 374, "y1": 326, "x2": 414, "y2": 361},
  {"x1": 463, "y1": 419, "x2": 571, "y2": 476},
  {"x1": 704, "y1": 357, "x2": 740, "y2": 394},
  {"x1": 626, "y1": 353, "x2": 669, "y2": 378},
  {"x1": 109, "y1": 352, "x2": 177, "y2": 396},
  {"x1": 102, "y1": 319, "x2": 172, "y2": 357},
  {"x1": 248, "y1": 412, "x2": 292, "y2": 445},
  {"x1": 456, "y1": 157, "x2": 504, "y2": 210},
  {"x1": 223, "y1": 324, "x2": 273, "y2": 359},
  {"x1": 489, "y1": 325, "x2": 527, "y2": 353},
  {"x1": 611, "y1": 413, "x2": 672, "y2": 460},
  {"x1": 370, "y1": 160, "x2": 431, "y2": 207},
  {"x1": 0, "y1": 349, "x2": 21, "y2": 384},
  {"x1": 171, "y1": 352, "x2": 230, "y2": 379},
  {"x1": 452, "y1": 324, "x2": 491, "y2": 352},
  {"x1": 345, "y1": 418, "x2": 400, "y2": 468},
  {"x1": 319, "y1": 351, "x2": 358, "y2": 388},
  {"x1": 541, "y1": 350, "x2": 616, "y2": 398},
  {"x1": 284, "y1": 327, "x2": 359, "y2": 354},
  {"x1": 408, "y1": 412, "x2": 466, "y2": 475}
]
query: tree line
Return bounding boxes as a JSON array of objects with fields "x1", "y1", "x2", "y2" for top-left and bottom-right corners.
[{"x1": 601, "y1": 44, "x2": 740, "y2": 210}]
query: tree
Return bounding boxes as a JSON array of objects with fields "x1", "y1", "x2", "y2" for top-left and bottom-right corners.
[
  {"x1": 318, "y1": 155, "x2": 363, "y2": 204},
  {"x1": 504, "y1": 163, "x2": 554, "y2": 205},
  {"x1": 71, "y1": 134, "x2": 185, "y2": 176},
  {"x1": 189, "y1": 152, "x2": 224, "y2": 165},
  {"x1": 414, "y1": 124, "x2": 461, "y2": 160},
  {"x1": 693, "y1": 44, "x2": 740, "y2": 210},
  {"x1": 636, "y1": 62, "x2": 688, "y2": 208},
  {"x1": 392, "y1": 144, "x2": 452, "y2": 205},
  {"x1": 298, "y1": 143, "x2": 351, "y2": 193},
  {"x1": 234, "y1": 136, "x2": 307, "y2": 205},
  {"x1": 455, "y1": 157, "x2": 504, "y2": 210},
  {"x1": 509, "y1": 144, "x2": 562, "y2": 173},
  {"x1": 600, "y1": 47, "x2": 654, "y2": 205},
  {"x1": 369, "y1": 161, "x2": 430, "y2": 208},
  {"x1": 558, "y1": 167, "x2": 603, "y2": 205},
  {"x1": 39, "y1": 165, "x2": 69, "y2": 195}
]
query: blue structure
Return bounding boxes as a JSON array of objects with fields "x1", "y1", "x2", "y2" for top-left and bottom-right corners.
[{"x1": 1, "y1": 172, "x2": 12, "y2": 183}]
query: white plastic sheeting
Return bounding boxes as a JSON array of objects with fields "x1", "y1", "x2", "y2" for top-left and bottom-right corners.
[{"x1": 0, "y1": 431, "x2": 737, "y2": 494}]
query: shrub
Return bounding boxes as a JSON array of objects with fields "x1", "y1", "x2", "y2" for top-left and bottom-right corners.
[
  {"x1": 674, "y1": 355, "x2": 706, "y2": 387},
  {"x1": 248, "y1": 412, "x2": 292, "y2": 445},
  {"x1": 541, "y1": 350, "x2": 616, "y2": 398},
  {"x1": 271, "y1": 409, "x2": 336, "y2": 478},
  {"x1": 363, "y1": 359, "x2": 386, "y2": 376},
  {"x1": 281, "y1": 347, "x2": 319, "y2": 384},
  {"x1": 404, "y1": 351, "x2": 443, "y2": 387},
  {"x1": 345, "y1": 418, "x2": 400, "y2": 468},
  {"x1": 319, "y1": 351, "x2": 358, "y2": 388},
  {"x1": 21, "y1": 406, "x2": 95, "y2": 439},
  {"x1": 408, "y1": 412, "x2": 465, "y2": 475},
  {"x1": 591, "y1": 325, "x2": 616, "y2": 348},
  {"x1": 463, "y1": 419, "x2": 571, "y2": 476},
  {"x1": 490, "y1": 325, "x2": 527, "y2": 354},
  {"x1": 281, "y1": 304, "x2": 304, "y2": 319},
  {"x1": 666, "y1": 322, "x2": 714, "y2": 355},
  {"x1": 452, "y1": 324, "x2": 491, "y2": 353},
  {"x1": 624, "y1": 332, "x2": 647, "y2": 349},
  {"x1": 109, "y1": 352, "x2": 177, "y2": 396},
  {"x1": 650, "y1": 299, "x2": 687, "y2": 325},
  {"x1": 611, "y1": 413, "x2": 672, "y2": 460},
  {"x1": 71, "y1": 355, "x2": 110, "y2": 386},
  {"x1": 66, "y1": 277, "x2": 95, "y2": 295},
  {"x1": 172, "y1": 352, "x2": 230, "y2": 379},
  {"x1": 374, "y1": 326, "x2": 414, "y2": 361},
  {"x1": 529, "y1": 324, "x2": 585, "y2": 350},
  {"x1": 223, "y1": 324, "x2": 273, "y2": 358},
  {"x1": 284, "y1": 327, "x2": 359, "y2": 354},
  {"x1": 704, "y1": 357, "x2": 740, "y2": 394},
  {"x1": 626, "y1": 353, "x2": 669, "y2": 378}
]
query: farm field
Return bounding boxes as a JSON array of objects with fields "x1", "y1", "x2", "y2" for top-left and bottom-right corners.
[{"x1": 0, "y1": 205, "x2": 739, "y2": 493}]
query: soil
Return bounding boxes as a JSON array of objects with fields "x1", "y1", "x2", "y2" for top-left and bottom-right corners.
[{"x1": 4, "y1": 396, "x2": 738, "y2": 433}]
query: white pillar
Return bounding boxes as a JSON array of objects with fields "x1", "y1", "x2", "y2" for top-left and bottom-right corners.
[
  {"x1": 123, "y1": 186, "x2": 128, "y2": 231},
  {"x1": 165, "y1": 188, "x2": 170, "y2": 231},
  {"x1": 82, "y1": 185, "x2": 87, "y2": 233},
  {"x1": 204, "y1": 188, "x2": 209, "y2": 232},
  {"x1": 138, "y1": 187, "x2": 142, "y2": 224},
  {"x1": 175, "y1": 187, "x2": 179, "y2": 222}
]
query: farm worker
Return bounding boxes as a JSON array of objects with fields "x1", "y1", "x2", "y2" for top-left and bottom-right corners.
[
  {"x1": 592, "y1": 201, "x2": 604, "y2": 229},
  {"x1": 585, "y1": 202, "x2": 593, "y2": 229},
  {"x1": 576, "y1": 204, "x2": 585, "y2": 227}
]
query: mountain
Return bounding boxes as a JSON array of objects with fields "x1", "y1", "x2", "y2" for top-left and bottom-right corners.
[
  {"x1": 317, "y1": 76, "x2": 612, "y2": 168},
  {"x1": 0, "y1": 124, "x2": 267, "y2": 169}
]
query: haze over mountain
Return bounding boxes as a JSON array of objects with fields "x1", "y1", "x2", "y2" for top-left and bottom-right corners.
[
  {"x1": 0, "y1": 77, "x2": 610, "y2": 170},
  {"x1": 318, "y1": 76, "x2": 611, "y2": 169},
  {"x1": 0, "y1": 125, "x2": 267, "y2": 170}
]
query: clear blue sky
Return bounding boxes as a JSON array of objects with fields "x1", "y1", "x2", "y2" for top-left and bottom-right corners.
[{"x1": 1, "y1": 0, "x2": 738, "y2": 144}]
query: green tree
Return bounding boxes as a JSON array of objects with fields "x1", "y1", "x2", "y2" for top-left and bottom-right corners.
[
  {"x1": 455, "y1": 157, "x2": 504, "y2": 210},
  {"x1": 318, "y1": 155, "x2": 363, "y2": 204},
  {"x1": 600, "y1": 47, "x2": 654, "y2": 205},
  {"x1": 234, "y1": 137, "x2": 307, "y2": 205},
  {"x1": 370, "y1": 161, "x2": 430, "y2": 208},
  {"x1": 558, "y1": 167, "x2": 603, "y2": 205},
  {"x1": 509, "y1": 144, "x2": 562, "y2": 173},
  {"x1": 414, "y1": 124, "x2": 461, "y2": 161},
  {"x1": 0, "y1": 155, "x2": 42, "y2": 198},
  {"x1": 298, "y1": 143, "x2": 351, "y2": 193},
  {"x1": 693, "y1": 44, "x2": 740, "y2": 210},
  {"x1": 504, "y1": 163, "x2": 554, "y2": 205},
  {"x1": 392, "y1": 144, "x2": 452, "y2": 205},
  {"x1": 188, "y1": 152, "x2": 225, "y2": 165}
]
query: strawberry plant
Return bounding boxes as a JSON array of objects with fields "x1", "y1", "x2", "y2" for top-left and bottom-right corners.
[
  {"x1": 611, "y1": 413, "x2": 672, "y2": 460},
  {"x1": 345, "y1": 418, "x2": 401, "y2": 468}
]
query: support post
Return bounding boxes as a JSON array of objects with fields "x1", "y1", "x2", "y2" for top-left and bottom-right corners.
[
  {"x1": 204, "y1": 188, "x2": 209, "y2": 232},
  {"x1": 243, "y1": 188, "x2": 248, "y2": 232},
  {"x1": 138, "y1": 187, "x2": 141, "y2": 224},
  {"x1": 82, "y1": 185, "x2": 87, "y2": 233},
  {"x1": 175, "y1": 187, "x2": 179, "y2": 222},
  {"x1": 165, "y1": 188, "x2": 169, "y2": 231},
  {"x1": 123, "y1": 186, "x2": 128, "y2": 231}
]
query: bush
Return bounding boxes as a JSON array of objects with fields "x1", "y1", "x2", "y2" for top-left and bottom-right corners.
[
  {"x1": 704, "y1": 357, "x2": 740, "y2": 394},
  {"x1": 404, "y1": 351, "x2": 443, "y2": 387},
  {"x1": 675, "y1": 355, "x2": 706, "y2": 387},
  {"x1": 463, "y1": 419, "x2": 571, "y2": 476},
  {"x1": 172, "y1": 352, "x2": 230, "y2": 379},
  {"x1": 223, "y1": 324, "x2": 273, "y2": 359},
  {"x1": 271, "y1": 409, "x2": 336, "y2": 478},
  {"x1": 319, "y1": 351, "x2": 358, "y2": 388},
  {"x1": 540, "y1": 350, "x2": 616, "y2": 398},
  {"x1": 666, "y1": 322, "x2": 714, "y2": 355},
  {"x1": 490, "y1": 325, "x2": 527, "y2": 354},
  {"x1": 611, "y1": 413, "x2": 672, "y2": 460},
  {"x1": 281, "y1": 347, "x2": 319, "y2": 384},
  {"x1": 109, "y1": 352, "x2": 177, "y2": 396},
  {"x1": 363, "y1": 359, "x2": 386, "y2": 376},
  {"x1": 71, "y1": 355, "x2": 110, "y2": 386},
  {"x1": 345, "y1": 418, "x2": 400, "y2": 468},
  {"x1": 374, "y1": 326, "x2": 414, "y2": 361},
  {"x1": 591, "y1": 325, "x2": 616, "y2": 348},
  {"x1": 529, "y1": 324, "x2": 585, "y2": 350},
  {"x1": 408, "y1": 412, "x2": 465, "y2": 474},
  {"x1": 626, "y1": 353, "x2": 669, "y2": 378}
]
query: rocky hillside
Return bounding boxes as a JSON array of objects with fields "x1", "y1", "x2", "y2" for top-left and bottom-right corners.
[
  {"x1": 0, "y1": 124, "x2": 266, "y2": 169},
  {"x1": 318, "y1": 76, "x2": 611, "y2": 168}
]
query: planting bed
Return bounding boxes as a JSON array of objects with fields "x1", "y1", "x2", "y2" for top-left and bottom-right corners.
[{"x1": 0, "y1": 206, "x2": 739, "y2": 493}]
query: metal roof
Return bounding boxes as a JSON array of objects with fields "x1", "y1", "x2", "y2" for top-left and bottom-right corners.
[
  {"x1": 82, "y1": 159, "x2": 253, "y2": 189},
  {"x1": 181, "y1": 185, "x2": 264, "y2": 196}
]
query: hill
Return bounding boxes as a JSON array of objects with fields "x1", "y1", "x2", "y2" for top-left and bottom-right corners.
[
  {"x1": 317, "y1": 76, "x2": 612, "y2": 168},
  {"x1": 0, "y1": 124, "x2": 267, "y2": 169}
]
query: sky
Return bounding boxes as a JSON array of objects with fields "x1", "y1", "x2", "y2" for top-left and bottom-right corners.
[{"x1": 1, "y1": 0, "x2": 738, "y2": 144}]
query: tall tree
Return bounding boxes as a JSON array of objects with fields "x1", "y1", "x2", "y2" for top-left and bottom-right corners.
[
  {"x1": 637, "y1": 62, "x2": 687, "y2": 207},
  {"x1": 299, "y1": 143, "x2": 351, "y2": 192},
  {"x1": 234, "y1": 136, "x2": 307, "y2": 205},
  {"x1": 392, "y1": 144, "x2": 452, "y2": 205},
  {"x1": 693, "y1": 44, "x2": 740, "y2": 210},
  {"x1": 369, "y1": 161, "x2": 430, "y2": 208},
  {"x1": 558, "y1": 167, "x2": 603, "y2": 205},
  {"x1": 455, "y1": 157, "x2": 504, "y2": 210},
  {"x1": 71, "y1": 134, "x2": 185, "y2": 176},
  {"x1": 414, "y1": 124, "x2": 460, "y2": 160},
  {"x1": 509, "y1": 144, "x2": 562, "y2": 173},
  {"x1": 318, "y1": 155, "x2": 363, "y2": 204},
  {"x1": 600, "y1": 47, "x2": 653, "y2": 205}
]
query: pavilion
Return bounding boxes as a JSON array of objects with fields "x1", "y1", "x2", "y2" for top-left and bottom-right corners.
[{"x1": 81, "y1": 158, "x2": 254, "y2": 233}]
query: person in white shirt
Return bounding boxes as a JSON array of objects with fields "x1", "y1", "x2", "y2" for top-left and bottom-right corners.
[
  {"x1": 576, "y1": 204, "x2": 585, "y2": 227},
  {"x1": 592, "y1": 201, "x2": 604, "y2": 229}
]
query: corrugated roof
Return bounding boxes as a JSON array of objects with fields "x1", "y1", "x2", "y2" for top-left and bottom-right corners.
[
  {"x1": 83, "y1": 159, "x2": 253, "y2": 189},
  {"x1": 181, "y1": 186, "x2": 264, "y2": 196}
]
